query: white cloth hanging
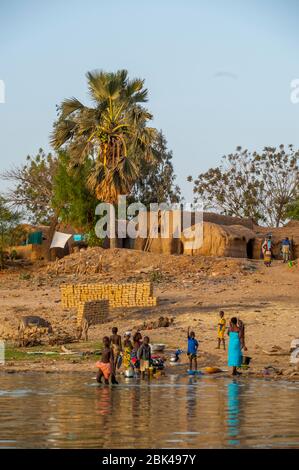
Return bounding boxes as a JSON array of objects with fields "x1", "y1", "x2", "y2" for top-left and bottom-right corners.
[{"x1": 50, "y1": 231, "x2": 72, "y2": 249}]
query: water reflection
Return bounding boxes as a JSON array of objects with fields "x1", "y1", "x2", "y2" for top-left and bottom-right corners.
[
  {"x1": 0, "y1": 373, "x2": 298, "y2": 448},
  {"x1": 227, "y1": 381, "x2": 240, "y2": 446}
]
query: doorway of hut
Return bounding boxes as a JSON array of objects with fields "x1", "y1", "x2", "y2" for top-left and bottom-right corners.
[{"x1": 246, "y1": 239, "x2": 254, "y2": 259}]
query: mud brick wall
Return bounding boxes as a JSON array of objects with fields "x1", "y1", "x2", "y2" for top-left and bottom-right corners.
[
  {"x1": 61, "y1": 282, "x2": 157, "y2": 309},
  {"x1": 77, "y1": 300, "x2": 109, "y2": 326}
]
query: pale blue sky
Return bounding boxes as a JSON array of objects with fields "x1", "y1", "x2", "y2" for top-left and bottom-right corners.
[{"x1": 1, "y1": 0, "x2": 299, "y2": 200}]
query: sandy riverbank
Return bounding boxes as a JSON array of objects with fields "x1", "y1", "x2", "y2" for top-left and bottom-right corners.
[{"x1": 0, "y1": 249, "x2": 298, "y2": 380}]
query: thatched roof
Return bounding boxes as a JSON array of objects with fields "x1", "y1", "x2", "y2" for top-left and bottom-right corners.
[
  {"x1": 202, "y1": 212, "x2": 255, "y2": 229},
  {"x1": 182, "y1": 222, "x2": 256, "y2": 257}
]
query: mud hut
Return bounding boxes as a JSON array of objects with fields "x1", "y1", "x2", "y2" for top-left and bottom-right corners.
[
  {"x1": 182, "y1": 222, "x2": 256, "y2": 258},
  {"x1": 131, "y1": 210, "x2": 299, "y2": 260},
  {"x1": 133, "y1": 210, "x2": 184, "y2": 254},
  {"x1": 133, "y1": 210, "x2": 256, "y2": 257}
]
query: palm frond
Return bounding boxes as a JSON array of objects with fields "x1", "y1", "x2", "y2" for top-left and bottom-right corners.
[
  {"x1": 86, "y1": 70, "x2": 109, "y2": 102},
  {"x1": 60, "y1": 97, "x2": 84, "y2": 119},
  {"x1": 68, "y1": 139, "x2": 95, "y2": 166},
  {"x1": 50, "y1": 119, "x2": 77, "y2": 149}
]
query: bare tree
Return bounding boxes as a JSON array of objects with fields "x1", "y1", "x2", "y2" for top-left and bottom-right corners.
[
  {"x1": 1, "y1": 149, "x2": 57, "y2": 224},
  {"x1": 188, "y1": 145, "x2": 299, "y2": 227}
]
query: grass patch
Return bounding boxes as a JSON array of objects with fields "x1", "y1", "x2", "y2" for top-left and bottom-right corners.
[
  {"x1": 149, "y1": 270, "x2": 164, "y2": 283},
  {"x1": 5, "y1": 346, "x2": 60, "y2": 362},
  {"x1": 4, "y1": 341, "x2": 103, "y2": 363},
  {"x1": 19, "y1": 273, "x2": 31, "y2": 281}
]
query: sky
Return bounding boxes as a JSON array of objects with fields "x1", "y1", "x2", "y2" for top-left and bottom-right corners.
[{"x1": 0, "y1": 0, "x2": 299, "y2": 201}]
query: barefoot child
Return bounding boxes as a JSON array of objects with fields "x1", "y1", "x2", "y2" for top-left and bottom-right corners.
[
  {"x1": 137, "y1": 336, "x2": 151, "y2": 378},
  {"x1": 217, "y1": 311, "x2": 226, "y2": 350},
  {"x1": 96, "y1": 336, "x2": 118, "y2": 384},
  {"x1": 123, "y1": 332, "x2": 133, "y2": 370},
  {"x1": 187, "y1": 327, "x2": 199, "y2": 371},
  {"x1": 133, "y1": 331, "x2": 142, "y2": 351},
  {"x1": 131, "y1": 331, "x2": 143, "y2": 372},
  {"x1": 110, "y1": 327, "x2": 122, "y2": 370}
]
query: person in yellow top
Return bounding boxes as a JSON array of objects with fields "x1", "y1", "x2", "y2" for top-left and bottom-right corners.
[{"x1": 217, "y1": 310, "x2": 226, "y2": 350}]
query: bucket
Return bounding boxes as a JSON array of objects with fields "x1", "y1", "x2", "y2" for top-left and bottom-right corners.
[
  {"x1": 151, "y1": 344, "x2": 165, "y2": 353},
  {"x1": 170, "y1": 355, "x2": 179, "y2": 363},
  {"x1": 242, "y1": 356, "x2": 252, "y2": 366},
  {"x1": 124, "y1": 367, "x2": 134, "y2": 378}
]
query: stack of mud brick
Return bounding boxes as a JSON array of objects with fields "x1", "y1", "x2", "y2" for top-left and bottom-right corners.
[
  {"x1": 61, "y1": 281, "x2": 157, "y2": 309},
  {"x1": 77, "y1": 300, "x2": 109, "y2": 326}
]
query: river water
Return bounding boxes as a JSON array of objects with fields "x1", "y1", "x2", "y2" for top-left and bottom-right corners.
[{"x1": 0, "y1": 373, "x2": 298, "y2": 448}]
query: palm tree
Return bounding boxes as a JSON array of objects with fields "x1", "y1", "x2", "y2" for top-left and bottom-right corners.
[
  {"x1": 51, "y1": 70, "x2": 157, "y2": 201},
  {"x1": 51, "y1": 70, "x2": 157, "y2": 246}
]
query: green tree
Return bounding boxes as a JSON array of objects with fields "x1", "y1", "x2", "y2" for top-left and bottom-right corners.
[
  {"x1": 51, "y1": 70, "x2": 157, "y2": 246},
  {"x1": 287, "y1": 199, "x2": 299, "y2": 220},
  {"x1": 130, "y1": 130, "x2": 181, "y2": 207},
  {"x1": 189, "y1": 145, "x2": 299, "y2": 227},
  {"x1": 2, "y1": 148, "x2": 107, "y2": 249},
  {"x1": 0, "y1": 197, "x2": 22, "y2": 268},
  {"x1": 52, "y1": 152, "x2": 98, "y2": 235}
]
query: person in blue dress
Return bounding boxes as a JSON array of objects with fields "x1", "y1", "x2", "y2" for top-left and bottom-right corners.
[
  {"x1": 187, "y1": 326, "x2": 199, "y2": 371},
  {"x1": 281, "y1": 237, "x2": 291, "y2": 263},
  {"x1": 227, "y1": 317, "x2": 244, "y2": 376}
]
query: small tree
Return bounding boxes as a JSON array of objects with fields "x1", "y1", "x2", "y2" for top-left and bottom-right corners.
[
  {"x1": 1, "y1": 149, "x2": 59, "y2": 260},
  {"x1": 52, "y1": 152, "x2": 99, "y2": 235},
  {"x1": 1, "y1": 149, "x2": 57, "y2": 224}
]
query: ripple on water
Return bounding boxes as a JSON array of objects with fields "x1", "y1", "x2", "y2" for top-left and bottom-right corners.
[
  {"x1": 0, "y1": 389, "x2": 33, "y2": 397},
  {"x1": 0, "y1": 374, "x2": 298, "y2": 449}
]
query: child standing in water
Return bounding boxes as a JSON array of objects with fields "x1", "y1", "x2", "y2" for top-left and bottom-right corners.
[
  {"x1": 137, "y1": 336, "x2": 151, "y2": 378},
  {"x1": 123, "y1": 332, "x2": 133, "y2": 370},
  {"x1": 131, "y1": 331, "x2": 143, "y2": 372},
  {"x1": 187, "y1": 326, "x2": 199, "y2": 371},
  {"x1": 96, "y1": 336, "x2": 118, "y2": 384},
  {"x1": 110, "y1": 327, "x2": 122, "y2": 370},
  {"x1": 133, "y1": 331, "x2": 142, "y2": 350},
  {"x1": 217, "y1": 311, "x2": 226, "y2": 350}
]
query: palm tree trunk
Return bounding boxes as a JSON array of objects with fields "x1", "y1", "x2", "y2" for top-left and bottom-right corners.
[
  {"x1": 110, "y1": 237, "x2": 117, "y2": 249},
  {"x1": 108, "y1": 203, "x2": 117, "y2": 249},
  {"x1": 45, "y1": 214, "x2": 59, "y2": 261}
]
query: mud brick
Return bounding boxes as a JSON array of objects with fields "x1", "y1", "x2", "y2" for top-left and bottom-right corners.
[
  {"x1": 61, "y1": 281, "x2": 157, "y2": 309},
  {"x1": 77, "y1": 300, "x2": 109, "y2": 326}
]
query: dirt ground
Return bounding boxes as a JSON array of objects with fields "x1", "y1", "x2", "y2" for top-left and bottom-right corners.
[{"x1": 0, "y1": 248, "x2": 298, "y2": 380}]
